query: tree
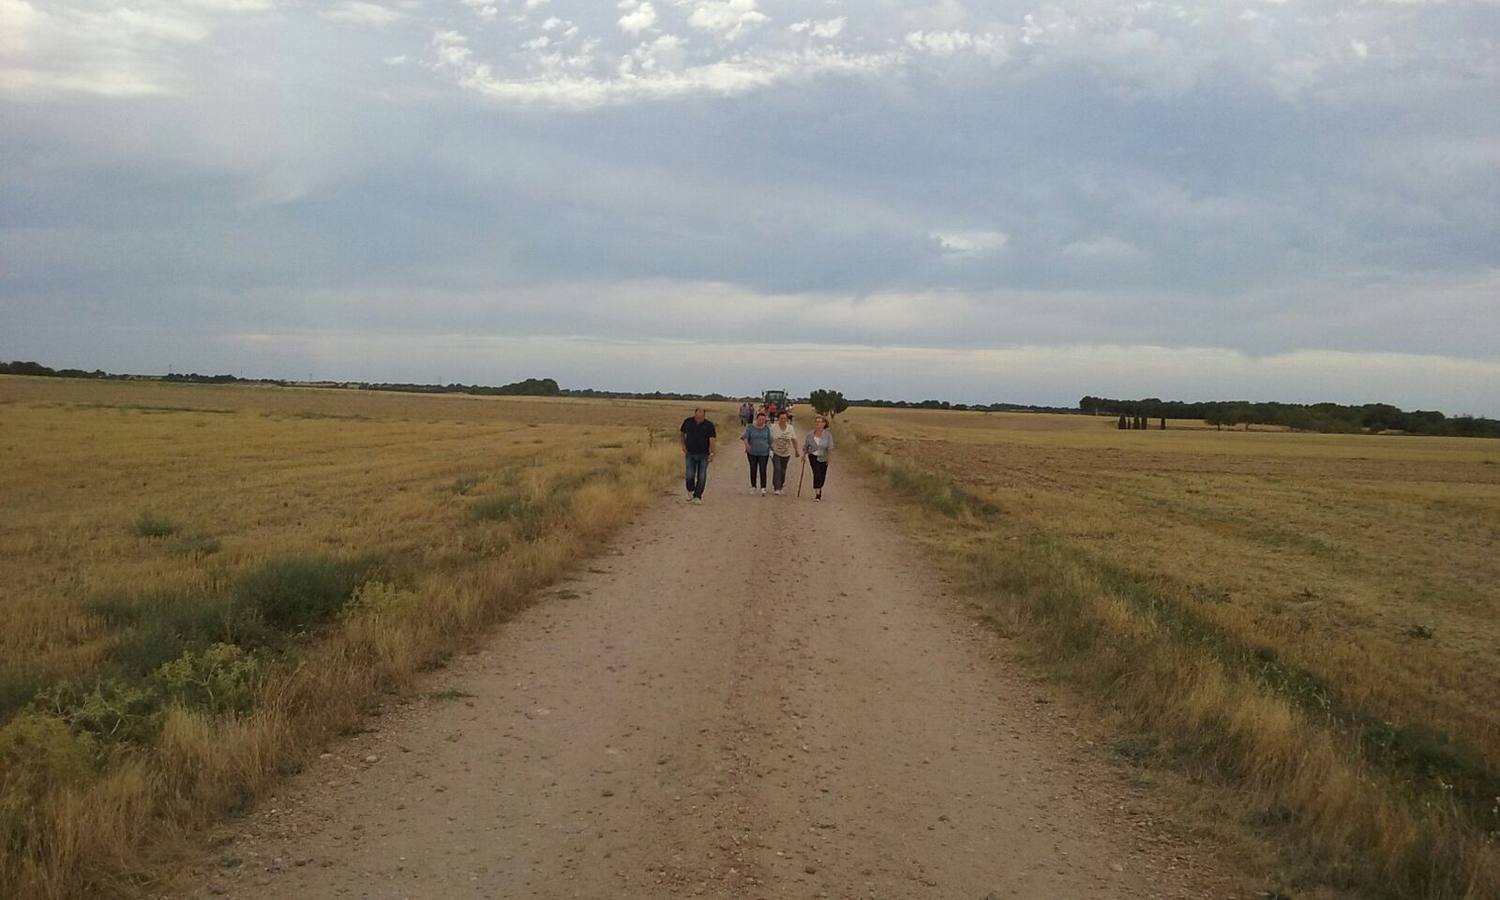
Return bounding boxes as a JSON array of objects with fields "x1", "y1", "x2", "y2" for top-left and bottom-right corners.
[{"x1": 808, "y1": 389, "x2": 849, "y2": 421}]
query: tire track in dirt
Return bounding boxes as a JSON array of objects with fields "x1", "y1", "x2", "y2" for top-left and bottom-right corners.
[{"x1": 180, "y1": 461, "x2": 1238, "y2": 899}]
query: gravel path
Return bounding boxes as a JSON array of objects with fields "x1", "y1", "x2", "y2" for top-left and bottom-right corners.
[{"x1": 183, "y1": 460, "x2": 1239, "y2": 899}]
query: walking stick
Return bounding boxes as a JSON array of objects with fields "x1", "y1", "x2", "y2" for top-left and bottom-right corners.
[{"x1": 796, "y1": 453, "x2": 807, "y2": 497}]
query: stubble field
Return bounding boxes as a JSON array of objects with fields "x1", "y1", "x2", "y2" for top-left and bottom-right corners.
[
  {"x1": 849, "y1": 407, "x2": 1499, "y2": 899},
  {"x1": 0, "y1": 376, "x2": 690, "y2": 898}
]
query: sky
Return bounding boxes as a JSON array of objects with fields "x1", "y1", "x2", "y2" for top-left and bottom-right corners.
[{"x1": 2, "y1": 0, "x2": 1498, "y2": 413}]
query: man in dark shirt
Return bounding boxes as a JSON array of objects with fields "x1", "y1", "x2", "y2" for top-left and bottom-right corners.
[{"x1": 680, "y1": 407, "x2": 717, "y2": 504}]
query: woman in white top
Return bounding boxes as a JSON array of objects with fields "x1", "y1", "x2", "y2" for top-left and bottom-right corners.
[
  {"x1": 802, "y1": 415, "x2": 834, "y2": 501},
  {"x1": 767, "y1": 412, "x2": 800, "y2": 496}
]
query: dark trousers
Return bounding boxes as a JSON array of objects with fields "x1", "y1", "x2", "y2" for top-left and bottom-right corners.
[
  {"x1": 771, "y1": 454, "x2": 791, "y2": 490},
  {"x1": 747, "y1": 453, "x2": 769, "y2": 488},
  {"x1": 685, "y1": 453, "x2": 709, "y2": 498},
  {"x1": 808, "y1": 455, "x2": 829, "y2": 490}
]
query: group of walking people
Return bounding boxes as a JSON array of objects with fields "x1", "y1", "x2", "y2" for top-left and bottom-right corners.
[{"x1": 678, "y1": 405, "x2": 834, "y2": 504}]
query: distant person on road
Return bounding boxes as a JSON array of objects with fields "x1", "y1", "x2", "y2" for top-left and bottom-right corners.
[
  {"x1": 742, "y1": 411, "x2": 773, "y2": 496},
  {"x1": 680, "y1": 407, "x2": 717, "y2": 504},
  {"x1": 739, "y1": 400, "x2": 754, "y2": 426},
  {"x1": 802, "y1": 415, "x2": 834, "y2": 501},
  {"x1": 768, "y1": 411, "x2": 800, "y2": 496}
]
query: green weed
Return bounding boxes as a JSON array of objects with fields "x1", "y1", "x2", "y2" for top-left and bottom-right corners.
[
  {"x1": 233, "y1": 554, "x2": 374, "y2": 632},
  {"x1": 449, "y1": 473, "x2": 483, "y2": 495},
  {"x1": 153, "y1": 644, "x2": 260, "y2": 715},
  {"x1": 172, "y1": 536, "x2": 222, "y2": 557},
  {"x1": 0, "y1": 668, "x2": 46, "y2": 723},
  {"x1": 471, "y1": 490, "x2": 527, "y2": 521},
  {"x1": 132, "y1": 511, "x2": 179, "y2": 538},
  {"x1": 32, "y1": 680, "x2": 162, "y2": 744}
]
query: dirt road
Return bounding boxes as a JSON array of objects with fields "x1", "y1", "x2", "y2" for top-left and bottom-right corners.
[{"x1": 186, "y1": 459, "x2": 1236, "y2": 899}]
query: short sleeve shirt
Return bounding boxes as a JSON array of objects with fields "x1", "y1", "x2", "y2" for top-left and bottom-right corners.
[
  {"x1": 681, "y1": 417, "x2": 717, "y2": 454},
  {"x1": 768, "y1": 423, "x2": 798, "y2": 457},
  {"x1": 741, "y1": 424, "x2": 772, "y2": 456}
]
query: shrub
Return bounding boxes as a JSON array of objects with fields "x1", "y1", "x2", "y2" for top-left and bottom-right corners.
[
  {"x1": 449, "y1": 473, "x2": 482, "y2": 495},
  {"x1": 341, "y1": 581, "x2": 418, "y2": 621},
  {"x1": 472, "y1": 487, "x2": 556, "y2": 539},
  {"x1": 172, "y1": 536, "x2": 222, "y2": 556},
  {"x1": 233, "y1": 554, "x2": 371, "y2": 632},
  {"x1": 471, "y1": 490, "x2": 527, "y2": 521},
  {"x1": 31, "y1": 680, "x2": 162, "y2": 744},
  {"x1": 131, "y1": 511, "x2": 179, "y2": 538},
  {"x1": 83, "y1": 593, "x2": 150, "y2": 628},
  {"x1": 0, "y1": 668, "x2": 46, "y2": 724},
  {"x1": 152, "y1": 644, "x2": 260, "y2": 715},
  {"x1": 0, "y1": 714, "x2": 98, "y2": 823},
  {"x1": 110, "y1": 624, "x2": 191, "y2": 680},
  {"x1": 95, "y1": 592, "x2": 270, "y2": 676}
]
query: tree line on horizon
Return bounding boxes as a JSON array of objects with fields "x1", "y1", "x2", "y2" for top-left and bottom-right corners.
[
  {"x1": 1079, "y1": 395, "x2": 1500, "y2": 438},
  {"x1": 0, "y1": 361, "x2": 749, "y2": 404},
  {"x1": 5, "y1": 361, "x2": 1494, "y2": 437},
  {"x1": 844, "y1": 397, "x2": 1075, "y2": 413}
]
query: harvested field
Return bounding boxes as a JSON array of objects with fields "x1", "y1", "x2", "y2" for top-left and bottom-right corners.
[
  {"x1": 849, "y1": 406, "x2": 1500, "y2": 898},
  {"x1": 0, "y1": 376, "x2": 691, "y2": 898}
]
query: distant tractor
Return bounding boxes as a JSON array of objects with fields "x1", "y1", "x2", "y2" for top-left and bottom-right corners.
[{"x1": 762, "y1": 389, "x2": 792, "y2": 421}]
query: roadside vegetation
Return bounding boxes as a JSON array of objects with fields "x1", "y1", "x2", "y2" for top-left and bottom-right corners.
[
  {"x1": 0, "y1": 376, "x2": 687, "y2": 898},
  {"x1": 848, "y1": 408, "x2": 1499, "y2": 899}
]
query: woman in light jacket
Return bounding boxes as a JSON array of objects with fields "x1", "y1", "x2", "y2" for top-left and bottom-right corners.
[{"x1": 802, "y1": 415, "x2": 834, "y2": 501}]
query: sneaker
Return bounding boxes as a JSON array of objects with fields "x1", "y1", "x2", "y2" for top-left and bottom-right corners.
[
  {"x1": 761, "y1": 488, "x2": 767, "y2": 496},
  {"x1": 774, "y1": 489, "x2": 782, "y2": 496},
  {"x1": 692, "y1": 497, "x2": 703, "y2": 505},
  {"x1": 815, "y1": 491, "x2": 822, "y2": 501}
]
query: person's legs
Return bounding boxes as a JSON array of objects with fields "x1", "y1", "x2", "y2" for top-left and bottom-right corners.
[
  {"x1": 686, "y1": 453, "x2": 709, "y2": 499},
  {"x1": 772, "y1": 454, "x2": 789, "y2": 491},
  {"x1": 746, "y1": 453, "x2": 757, "y2": 487},
  {"x1": 751, "y1": 454, "x2": 769, "y2": 489},
  {"x1": 696, "y1": 454, "x2": 710, "y2": 498},
  {"x1": 684, "y1": 453, "x2": 697, "y2": 497},
  {"x1": 810, "y1": 457, "x2": 828, "y2": 491}
]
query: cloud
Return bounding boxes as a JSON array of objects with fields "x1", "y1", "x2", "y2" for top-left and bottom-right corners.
[
  {"x1": 933, "y1": 231, "x2": 1009, "y2": 258},
  {"x1": 0, "y1": 0, "x2": 271, "y2": 96},
  {"x1": 4, "y1": 0, "x2": 1499, "y2": 415},
  {"x1": 904, "y1": 30, "x2": 1001, "y2": 57},
  {"x1": 619, "y1": 34, "x2": 684, "y2": 75},
  {"x1": 617, "y1": 0, "x2": 657, "y2": 35},
  {"x1": 1059, "y1": 236, "x2": 1147, "y2": 267},
  {"x1": 789, "y1": 17, "x2": 845, "y2": 39},
  {"x1": 433, "y1": 41, "x2": 896, "y2": 106},
  {"x1": 321, "y1": 2, "x2": 403, "y2": 28},
  {"x1": 460, "y1": 0, "x2": 498, "y2": 19},
  {"x1": 686, "y1": 0, "x2": 768, "y2": 41}
]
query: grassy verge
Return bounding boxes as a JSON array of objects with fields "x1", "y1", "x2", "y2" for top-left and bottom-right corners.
[
  {"x1": 851, "y1": 436, "x2": 1499, "y2": 900},
  {"x1": 0, "y1": 444, "x2": 678, "y2": 899}
]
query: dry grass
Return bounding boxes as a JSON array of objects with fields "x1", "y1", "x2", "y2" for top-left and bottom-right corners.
[
  {"x1": 0, "y1": 376, "x2": 700, "y2": 898},
  {"x1": 848, "y1": 407, "x2": 1500, "y2": 899}
]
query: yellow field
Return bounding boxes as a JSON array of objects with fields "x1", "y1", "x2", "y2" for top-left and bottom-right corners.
[
  {"x1": 0, "y1": 376, "x2": 700, "y2": 898},
  {"x1": 848, "y1": 406, "x2": 1500, "y2": 899}
]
